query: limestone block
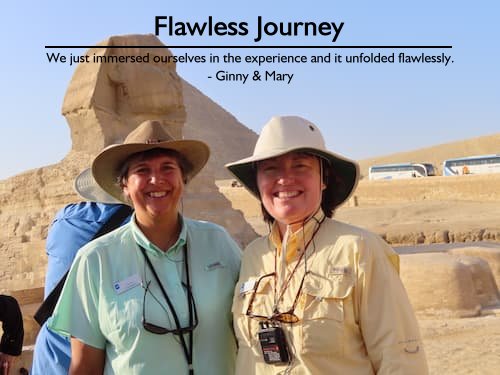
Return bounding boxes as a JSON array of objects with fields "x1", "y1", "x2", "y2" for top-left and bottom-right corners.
[
  {"x1": 483, "y1": 229, "x2": 500, "y2": 241},
  {"x1": 449, "y1": 229, "x2": 489, "y2": 243},
  {"x1": 449, "y1": 247, "x2": 500, "y2": 292},
  {"x1": 449, "y1": 231, "x2": 468, "y2": 243},
  {"x1": 451, "y1": 255, "x2": 499, "y2": 307},
  {"x1": 386, "y1": 231, "x2": 425, "y2": 245},
  {"x1": 400, "y1": 253, "x2": 481, "y2": 318},
  {"x1": 15, "y1": 217, "x2": 36, "y2": 237},
  {"x1": 423, "y1": 230, "x2": 450, "y2": 244}
]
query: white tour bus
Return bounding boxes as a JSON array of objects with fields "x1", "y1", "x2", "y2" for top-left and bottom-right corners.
[
  {"x1": 442, "y1": 154, "x2": 500, "y2": 176},
  {"x1": 368, "y1": 163, "x2": 436, "y2": 180}
]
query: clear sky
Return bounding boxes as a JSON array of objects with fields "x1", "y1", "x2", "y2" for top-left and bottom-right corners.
[{"x1": 1, "y1": 0, "x2": 498, "y2": 180}]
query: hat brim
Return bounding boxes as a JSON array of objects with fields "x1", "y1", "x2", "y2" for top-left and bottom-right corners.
[
  {"x1": 92, "y1": 140, "x2": 210, "y2": 204},
  {"x1": 226, "y1": 147, "x2": 359, "y2": 208},
  {"x1": 74, "y1": 168, "x2": 123, "y2": 204}
]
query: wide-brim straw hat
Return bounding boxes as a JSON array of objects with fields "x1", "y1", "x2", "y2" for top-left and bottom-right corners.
[
  {"x1": 92, "y1": 120, "x2": 210, "y2": 204},
  {"x1": 225, "y1": 115, "x2": 359, "y2": 208},
  {"x1": 74, "y1": 167, "x2": 122, "y2": 204}
]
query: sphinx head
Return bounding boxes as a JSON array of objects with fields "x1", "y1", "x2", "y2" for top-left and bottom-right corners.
[{"x1": 62, "y1": 34, "x2": 186, "y2": 155}]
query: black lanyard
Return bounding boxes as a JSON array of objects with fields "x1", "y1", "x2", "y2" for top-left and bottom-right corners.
[{"x1": 139, "y1": 243, "x2": 195, "y2": 375}]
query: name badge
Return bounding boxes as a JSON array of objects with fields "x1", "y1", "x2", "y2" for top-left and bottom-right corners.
[
  {"x1": 113, "y1": 273, "x2": 141, "y2": 295},
  {"x1": 239, "y1": 279, "x2": 256, "y2": 296}
]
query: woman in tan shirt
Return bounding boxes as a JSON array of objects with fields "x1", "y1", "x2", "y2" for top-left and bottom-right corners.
[{"x1": 226, "y1": 116, "x2": 428, "y2": 374}]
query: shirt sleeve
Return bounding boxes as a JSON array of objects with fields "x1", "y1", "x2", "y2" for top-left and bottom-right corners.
[
  {"x1": 48, "y1": 246, "x2": 107, "y2": 350},
  {"x1": 0, "y1": 295, "x2": 24, "y2": 355},
  {"x1": 356, "y1": 234, "x2": 429, "y2": 374}
]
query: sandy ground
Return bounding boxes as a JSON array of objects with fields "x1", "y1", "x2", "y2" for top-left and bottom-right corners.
[{"x1": 420, "y1": 314, "x2": 500, "y2": 375}]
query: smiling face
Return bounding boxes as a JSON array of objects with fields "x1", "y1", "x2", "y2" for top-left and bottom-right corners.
[
  {"x1": 256, "y1": 152, "x2": 324, "y2": 233},
  {"x1": 122, "y1": 151, "x2": 185, "y2": 226}
]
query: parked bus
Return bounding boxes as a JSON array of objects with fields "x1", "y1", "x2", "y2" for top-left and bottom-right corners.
[
  {"x1": 442, "y1": 154, "x2": 500, "y2": 176},
  {"x1": 368, "y1": 163, "x2": 436, "y2": 180}
]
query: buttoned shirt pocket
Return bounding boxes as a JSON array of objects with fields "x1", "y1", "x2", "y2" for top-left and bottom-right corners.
[{"x1": 300, "y1": 272, "x2": 354, "y2": 356}]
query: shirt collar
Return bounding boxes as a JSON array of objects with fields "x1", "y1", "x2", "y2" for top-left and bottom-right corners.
[
  {"x1": 131, "y1": 213, "x2": 187, "y2": 256},
  {"x1": 269, "y1": 209, "x2": 325, "y2": 263}
]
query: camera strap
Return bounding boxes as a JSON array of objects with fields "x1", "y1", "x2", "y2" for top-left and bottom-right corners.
[{"x1": 139, "y1": 243, "x2": 195, "y2": 375}]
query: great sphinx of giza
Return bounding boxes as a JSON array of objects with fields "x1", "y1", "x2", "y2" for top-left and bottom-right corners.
[
  {"x1": 63, "y1": 34, "x2": 186, "y2": 155},
  {"x1": 0, "y1": 34, "x2": 258, "y2": 295}
]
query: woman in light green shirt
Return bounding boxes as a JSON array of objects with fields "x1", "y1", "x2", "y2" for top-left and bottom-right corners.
[{"x1": 50, "y1": 120, "x2": 241, "y2": 375}]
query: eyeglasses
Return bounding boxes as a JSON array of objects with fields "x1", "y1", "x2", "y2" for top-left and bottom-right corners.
[
  {"x1": 142, "y1": 280, "x2": 198, "y2": 335},
  {"x1": 246, "y1": 271, "x2": 310, "y2": 324}
]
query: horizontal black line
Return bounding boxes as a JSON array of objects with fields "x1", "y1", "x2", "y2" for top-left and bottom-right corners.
[{"x1": 45, "y1": 45, "x2": 452, "y2": 49}]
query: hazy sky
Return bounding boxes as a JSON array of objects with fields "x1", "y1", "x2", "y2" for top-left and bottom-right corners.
[{"x1": 1, "y1": 0, "x2": 498, "y2": 180}]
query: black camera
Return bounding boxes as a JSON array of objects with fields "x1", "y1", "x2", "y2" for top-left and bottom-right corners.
[{"x1": 258, "y1": 321, "x2": 290, "y2": 364}]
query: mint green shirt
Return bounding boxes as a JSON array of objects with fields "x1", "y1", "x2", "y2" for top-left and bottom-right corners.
[{"x1": 49, "y1": 215, "x2": 241, "y2": 374}]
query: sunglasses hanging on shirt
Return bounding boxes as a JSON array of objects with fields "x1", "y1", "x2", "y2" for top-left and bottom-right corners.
[{"x1": 139, "y1": 243, "x2": 196, "y2": 375}]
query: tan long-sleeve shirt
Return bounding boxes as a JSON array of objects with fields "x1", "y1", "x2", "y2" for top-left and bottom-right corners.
[{"x1": 232, "y1": 215, "x2": 428, "y2": 375}]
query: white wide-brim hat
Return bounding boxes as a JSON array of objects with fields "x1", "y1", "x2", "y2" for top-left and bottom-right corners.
[
  {"x1": 92, "y1": 120, "x2": 210, "y2": 204},
  {"x1": 225, "y1": 116, "x2": 359, "y2": 208},
  {"x1": 74, "y1": 167, "x2": 122, "y2": 204}
]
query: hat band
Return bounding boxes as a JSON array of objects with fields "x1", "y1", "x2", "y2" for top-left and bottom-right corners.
[{"x1": 146, "y1": 138, "x2": 167, "y2": 144}]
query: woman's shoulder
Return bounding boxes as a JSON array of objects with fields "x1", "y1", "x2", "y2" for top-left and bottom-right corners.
[
  {"x1": 244, "y1": 234, "x2": 269, "y2": 249},
  {"x1": 321, "y1": 218, "x2": 398, "y2": 269},
  {"x1": 184, "y1": 217, "x2": 241, "y2": 250},
  {"x1": 317, "y1": 218, "x2": 393, "y2": 256},
  {"x1": 183, "y1": 217, "x2": 234, "y2": 238},
  {"x1": 241, "y1": 235, "x2": 272, "y2": 260},
  {"x1": 184, "y1": 216, "x2": 222, "y2": 229},
  {"x1": 183, "y1": 217, "x2": 242, "y2": 272},
  {"x1": 323, "y1": 217, "x2": 383, "y2": 242}
]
